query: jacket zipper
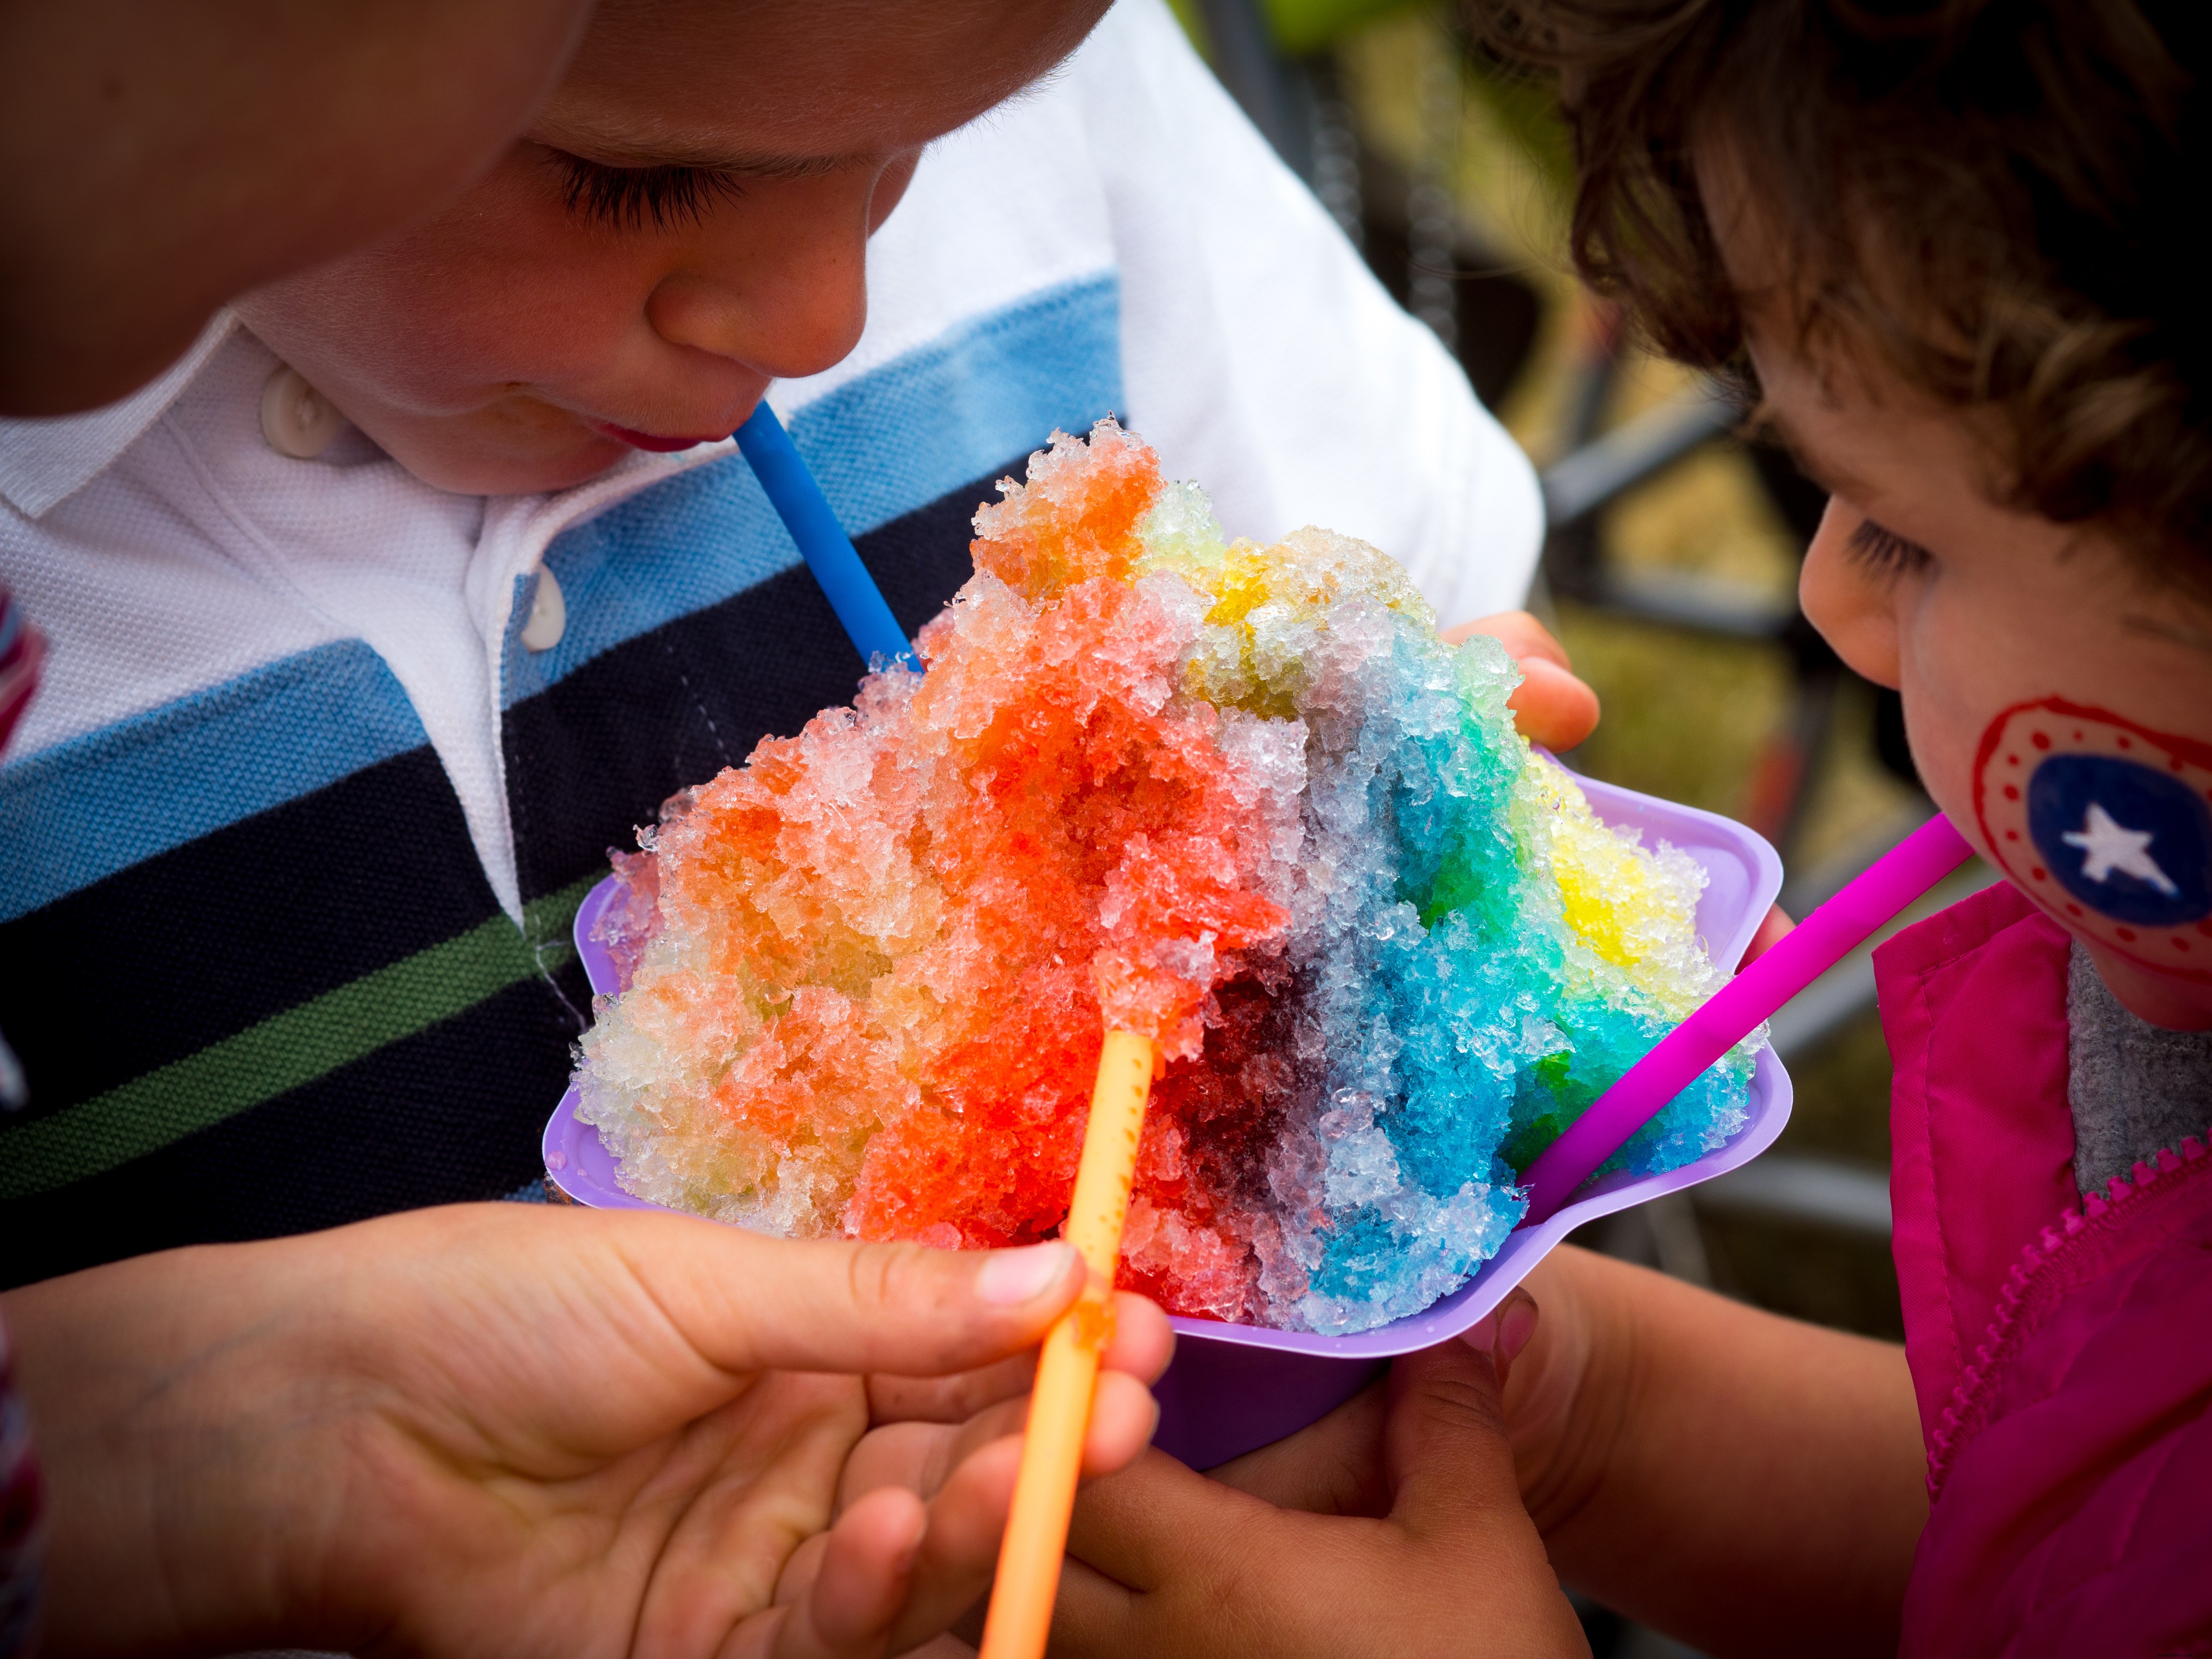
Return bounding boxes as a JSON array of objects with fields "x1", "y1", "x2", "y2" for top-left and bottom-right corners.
[{"x1": 1925, "y1": 1133, "x2": 2212, "y2": 1500}]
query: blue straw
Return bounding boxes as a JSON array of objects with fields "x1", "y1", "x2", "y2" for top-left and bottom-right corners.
[{"x1": 734, "y1": 403, "x2": 917, "y2": 672}]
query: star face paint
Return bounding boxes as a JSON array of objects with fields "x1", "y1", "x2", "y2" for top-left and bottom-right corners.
[{"x1": 1975, "y1": 697, "x2": 2212, "y2": 979}]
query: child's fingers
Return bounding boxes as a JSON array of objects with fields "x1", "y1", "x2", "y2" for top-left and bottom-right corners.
[
  {"x1": 1442, "y1": 609, "x2": 1573, "y2": 669},
  {"x1": 765, "y1": 1485, "x2": 926, "y2": 1659},
  {"x1": 1381, "y1": 1336, "x2": 1521, "y2": 1536},
  {"x1": 866, "y1": 1366, "x2": 1155, "y2": 1659},
  {"x1": 1058, "y1": 1460, "x2": 1376, "y2": 1659},
  {"x1": 1509, "y1": 657, "x2": 1603, "y2": 750},
  {"x1": 1380, "y1": 1309, "x2": 1585, "y2": 1646},
  {"x1": 863, "y1": 1291, "x2": 1172, "y2": 1427},
  {"x1": 837, "y1": 1419, "x2": 968, "y2": 1515},
  {"x1": 1204, "y1": 1373, "x2": 1390, "y2": 1516},
  {"x1": 1438, "y1": 611, "x2": 1602, "y2": 750},
  {"x1": 610, "y1": 1217, "x2": 1089, "y2": 1381},
  {"x1": 1738, "y1": 902, "x2": 1795, "y2": 969},
  {"x1": 1100, "y1": 1291, "x2": 1177, "y2": 1385},
  {"x1": 825, "y1": 1370, "x2": 1164, "y2": 1649},
  {"x1": 1375, "y1": 1330, "x2": 1590, "y2": 1649},
  {"x1": 935, "y1": 1367, "x2": 1157, "y2": 1480},
  {"x1": 877, "y1": 1435, "x2": 1025, "y2": 1652},
  {"x1": 867, "y1": 1352, "x2": 1035, "y2": 1427},
  {"x1": 1081, "y1": 1369, "x2": 1163, "y2": 1476},
  {"x1": 1062, "y1": 1446, "x2": 1274, "y2": 1591},
  {"x1": 1047, "y1": 1555, "x2": 1146, "y2": 1657},
  {"x1": 837, "y1": 1368, "x2": 1158, "y2": 1516}
]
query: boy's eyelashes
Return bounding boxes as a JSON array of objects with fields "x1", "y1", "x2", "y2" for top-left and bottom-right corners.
[
  {"x1": 549, "y1": 150, "x2": 746, "y2": 231},
  {"x1": 1846, "y1": 516, "x2": 1934, "y2": 578}
]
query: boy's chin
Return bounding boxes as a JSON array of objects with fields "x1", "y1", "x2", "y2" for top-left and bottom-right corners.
[{"x1": 373, "y1": 422, "x2": 642, "y2": 497}]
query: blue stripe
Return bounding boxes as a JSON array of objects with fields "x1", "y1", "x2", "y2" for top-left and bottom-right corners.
[
  {"x1": 0, "y1": 641, "x2": 427, "y2": 922},
  {"x1": 504, "y1": 274, "x2": 1120, "y2": 707},
  {"x1": 788, "y1": 273, "x2": 1123, "y2": 537}
]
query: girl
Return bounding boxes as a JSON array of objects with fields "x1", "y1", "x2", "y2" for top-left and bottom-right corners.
[{"x1": 1055, "y1": 4, "x2": 2212, "y2": 1654}]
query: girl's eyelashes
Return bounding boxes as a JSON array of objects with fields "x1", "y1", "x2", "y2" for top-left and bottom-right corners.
[
  {"x1": 1846, "y1": 516, "x2": 1935, "y2": 577},
  {"x1": 550, "y1": 151, "x2": 745, "y2": 231}
]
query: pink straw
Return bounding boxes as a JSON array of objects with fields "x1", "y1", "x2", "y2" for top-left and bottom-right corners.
[{"x1": 1519, "y1": 812, "x2": 1974, "y2": 1225}]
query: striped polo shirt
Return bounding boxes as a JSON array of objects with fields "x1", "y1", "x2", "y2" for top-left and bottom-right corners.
[{"x1": 0, "y1": 0, "x2": 1541, "y2": 1286}]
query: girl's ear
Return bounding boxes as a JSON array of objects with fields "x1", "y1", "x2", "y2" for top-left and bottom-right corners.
[{"x1": 1800, "y1": 497, "x2": 1903, "y2": 690}]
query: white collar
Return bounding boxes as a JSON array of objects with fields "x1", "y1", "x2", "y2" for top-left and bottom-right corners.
[{"x1": 0, "y1": 312, "x2": 240, "y2": 519}]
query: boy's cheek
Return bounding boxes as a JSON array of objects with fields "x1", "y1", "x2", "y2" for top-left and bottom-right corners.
[{"x1": 1971, "y1": 698, "x2": 2212, "y2": 983}]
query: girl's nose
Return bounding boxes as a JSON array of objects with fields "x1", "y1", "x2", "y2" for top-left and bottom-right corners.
[
  {"x1": 643, "y1": 174, "x2": 875, "y2": 380},
  {"x1": 1800, "y1": 498, "x2": 1905, "y2": 689}
]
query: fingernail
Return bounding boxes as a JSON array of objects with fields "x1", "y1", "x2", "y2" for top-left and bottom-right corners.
[
  {"x1": 976, "y1": 1242, "x2": 1078, "y2": 1305},
  {"x1": 1457, "y1": 1293, "x2": 1537, "y2": 1373},
  {"x1": 1496, "y1": 1294, "x2": 1538, "y2": 1369}
]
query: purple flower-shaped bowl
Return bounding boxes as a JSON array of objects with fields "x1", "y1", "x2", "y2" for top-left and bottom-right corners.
[{"x1": 543, "y1": 772, "x2": 1788, "y2": 1467}]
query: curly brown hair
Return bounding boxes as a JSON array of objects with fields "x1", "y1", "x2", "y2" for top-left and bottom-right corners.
[{"x1": 1474, "y1": 0, "x2": 2212, "y2": 593}]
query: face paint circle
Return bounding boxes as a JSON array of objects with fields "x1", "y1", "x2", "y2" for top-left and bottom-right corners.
[
  {"x1": 2028, "y1": 756, "x2": 2212, "y2": 923},
  {"x1": 1975, "y1": 698, "x2": 2212, "y2": 978}
]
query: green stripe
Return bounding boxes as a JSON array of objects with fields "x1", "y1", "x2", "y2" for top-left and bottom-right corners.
[{"x1": 0, "y1": 877, "x2": 598, "y2": 1200}]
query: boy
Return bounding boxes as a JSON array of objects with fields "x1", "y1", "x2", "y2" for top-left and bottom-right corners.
[
  {"x1": 1053, "y1": 2, "x2": 2212, "y2": 1654},
  {"x1": 0, "y1": 0, "x2": 1545, "y2": 1283}
]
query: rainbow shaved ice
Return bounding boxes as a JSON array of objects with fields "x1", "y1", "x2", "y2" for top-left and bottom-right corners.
[{"x1": 575, "y1": 421, "x2": 1754, "y2": 1334}]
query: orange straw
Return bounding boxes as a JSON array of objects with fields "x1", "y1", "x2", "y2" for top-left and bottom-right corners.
[{"x1": 978, "y1": 1028, "x2": 1157, "y2": 1659}]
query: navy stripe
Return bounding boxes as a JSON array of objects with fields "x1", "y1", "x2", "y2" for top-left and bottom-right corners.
[
  {"x1": 0, "y1": 745, "x2": 506, "y2": 1116},
  {"x1": 0, "y1": 977, "x2": 578, "y2": 1288},
  {"x1": 0, "y1": 640, "x2": 427, "y2": 923}
]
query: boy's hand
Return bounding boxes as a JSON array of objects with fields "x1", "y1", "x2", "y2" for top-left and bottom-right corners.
[
  {"x1": 1445, "y1": 612, "x2": 1601, "y2": 753},
  {"x1": 1050, "y1": 1302, "x2": 1590, "y2": 1659},
  {"x1": 4, "y1": 1203, "x2": 1172, "y2": 1659}
]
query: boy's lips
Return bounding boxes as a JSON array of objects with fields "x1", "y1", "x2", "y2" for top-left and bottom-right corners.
[{"x1": 589, "y1": 420, "x2": 733, "y2": 453}]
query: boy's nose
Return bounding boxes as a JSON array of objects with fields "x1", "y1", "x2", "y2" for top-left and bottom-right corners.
[{"x1": 644, "y1": 192, "x2": 871, "y2": 381}]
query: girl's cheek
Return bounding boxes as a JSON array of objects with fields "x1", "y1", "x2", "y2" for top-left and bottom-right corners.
[
  {"x1": 1892, "y1": 579, "x2": 1985, "y2": 830},
  {"x1": 1970, "y1": 697, "x2": 2212, "y2": 984}
]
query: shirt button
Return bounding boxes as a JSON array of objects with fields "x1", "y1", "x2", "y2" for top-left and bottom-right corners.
[
  {"x1": 520, "y1": 564, "x2": 566, "y2": 652},
  {"x1": 259, "y1": 364, "x2": 345, "y2": 458}
]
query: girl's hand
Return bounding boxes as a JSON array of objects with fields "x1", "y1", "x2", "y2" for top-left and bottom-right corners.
[
  {"x1": 1444, "y1": 612, "x2": 1602, "y2": 753},
  {"x1": 4, "y1": 1203, "x2": 1172, "y2": 1659},
  {"x1": 1050, "y1": 1303, "x2": 1590, "y2": 1659},
  {"x1": 1058, "y1": 1243, "x2": 1923, "y2": 1659},
  {"x1": 1186, "y1": 1254, "x2": 1613, "y2": 1546}
]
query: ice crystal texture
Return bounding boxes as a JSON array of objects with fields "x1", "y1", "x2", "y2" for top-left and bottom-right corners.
[{"x1": 575, "y1": 421, "x2": 1753, "y2": 1333}]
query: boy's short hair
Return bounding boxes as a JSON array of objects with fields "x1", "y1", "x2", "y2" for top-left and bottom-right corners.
[{"x1": 1478, "y1": 0, "x2": 2211, "y2": 595}]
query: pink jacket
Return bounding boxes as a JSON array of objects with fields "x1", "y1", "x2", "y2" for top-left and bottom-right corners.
[{"x1": 1875, "y1": 882, "x2": 2212, "y2": 1656}]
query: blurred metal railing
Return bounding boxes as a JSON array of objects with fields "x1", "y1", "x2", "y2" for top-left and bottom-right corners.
[
  {"x1": 1540, "y1": 384, "x2": 1742, "y2": 533},
  {"x1": 1696, "y1": 1154, "x2": 1891, "y2": 1239}
]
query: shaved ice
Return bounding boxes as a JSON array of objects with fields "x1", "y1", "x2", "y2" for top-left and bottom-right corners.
[{"x1": 573, "y1": 421, "x2": 1754, "y2": 1334}]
